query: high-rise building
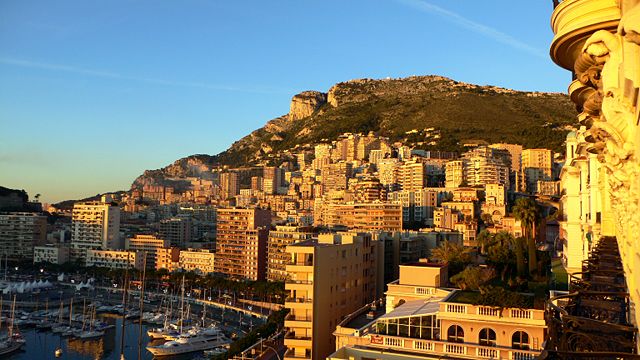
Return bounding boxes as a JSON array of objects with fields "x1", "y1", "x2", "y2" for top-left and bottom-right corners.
[
  {"x1": 321, "y1": 202, "x2": 402, "y2": 232},
  {"x1": 159, "y1": 216, "x2": 192, "y2": 248},
  {"x1": 387, "y1": 188, "x2": 439, "y2": 225},
  {"x1": 521, "y1": 148, "x2": 553, "y2": 193},
  {"x1": 349, "y1": 177, "x2": 387, "y2": 203},
  {"x1": 125, "y1": 234, "x2": 171, "y2": 269},
  {"x1": 445, "y1": 160, "x2": 464, "y2": 188},
  {"x1": 463, "y1": 146, "x2": 510, "y2": 188},
  {"x1": 0, "y1": 212, "x2": 47, "y2": 259},
  {"x1": 71, "y1": 197, "x2": 121, "y2": 259},
  {"x1": 377, "y1": 158, "x2": 399, "y2": 189},
  {"x1": 398, "y1": 160, "x2": 427, "y2": 192},
  {"x1": 321, "y1": 162, "x2": 353, "y2": 194},
  {"x1": 267, "y1": 225, "x2": 315, "y2": 281},
  {"x1": 284, "y1": 232, "x2": 383, "y2": 360},
  {"x1": 219, "y1": 172, "x2": 240, "y2": 199},
  {"x1": 264, "y1": 166, "x2": 284, "y2": 195},
  {"x1": 215, "y1": 207, "x2": 271, "y2": 281}
]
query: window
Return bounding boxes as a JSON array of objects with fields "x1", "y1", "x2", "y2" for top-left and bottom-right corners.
[
  {"x1": 447, "y1": 325, "x2": 464, "y2": 343},
  {"x1": 512, "y1": 331, "x2": 529, "y2": 350},
  {"x1": 479, "y1": 328, "x2": 496, "y2": 347}
]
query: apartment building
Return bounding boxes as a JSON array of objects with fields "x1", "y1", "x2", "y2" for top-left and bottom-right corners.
[
  {"x1": 156, "y1": 247, "x2": 180, "y2": 271},
  {"x1": 220, "y1": 171, "x2": 240, "y2": 199},
  {"x1": 215, "y1": 207, "x2": 271, "y2": 281},
  {"x1": 70, "y1": 196, "x2": 121, "y2": 259},
  {"x1": 34, "y1": 244, "x2": 70, "y2": 264},
  {"x1": 178, "y1": 248, "x2": 215, "y2": 274},
  {"x1": 284, "y1": 232, "x2": 384, "y2": 360},
  {"x1": 521, "y1": 148, "x2": 553, "y2": 193},
  {"x1": 86, "y1": 249, "x2": 143, "y2": 270},
  {"x1": 267, "y1": 225, "x2": 315, "y2": 281},
  {"x1": 125, "y1": 234, "x2": 171, "y2": 269},
  {"x1": 0, "y1": 212, "x2": 47, "y2": 259},
  {"x1": 322, "y1": 202, "x2": 402, "y2": 232},
  {"x1": 159, "y1": 216, "x2": 191, "y2": 247}
]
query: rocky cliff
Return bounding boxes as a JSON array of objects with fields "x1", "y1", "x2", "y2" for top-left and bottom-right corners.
[{"x1": 132, "y1": 75, "x2": 578, "y2": 188}]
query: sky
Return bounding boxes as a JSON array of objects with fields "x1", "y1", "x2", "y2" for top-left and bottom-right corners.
[{"x1": 0, "y1": 0, "x2": 571, "y2": 204}]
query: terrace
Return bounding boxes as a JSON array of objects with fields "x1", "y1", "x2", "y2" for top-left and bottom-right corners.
[{"x1": 543, "y1": 236, "x2": 640, "y2": 359}]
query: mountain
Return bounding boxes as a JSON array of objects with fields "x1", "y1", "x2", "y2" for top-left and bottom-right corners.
[
  {"x1": 214, "y1": 75, "x2": 576, "y2": 165},
  {"x1": 133, "y1": 75, "x2": 577, "y2": 188}
]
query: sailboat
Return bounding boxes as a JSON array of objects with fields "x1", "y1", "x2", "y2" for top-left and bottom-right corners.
[
  {"x1": 0, "y1": 295, "x2": 26, "y2": 356},
  {"x1": 36, "y1": 299, "x2": 52, "y2": 330},
  {"x1": 76, "y1": 305, "x2": 104, "y2": 339}
]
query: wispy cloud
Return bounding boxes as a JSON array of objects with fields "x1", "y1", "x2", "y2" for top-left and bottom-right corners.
[
  {"x1": 395, "y1": 0, "x2": 544, "y2": 58},
  {"x1": 0, "y1": 57, "x2": 291, "y2": 94}
]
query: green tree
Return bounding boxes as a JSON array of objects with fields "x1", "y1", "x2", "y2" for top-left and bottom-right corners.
[
  {"x1": 512, "y1": 197, "x2": 540, "y2": 277},
  {"x1": 512, "y1": 237, "x2": 527, "y2": 278},
  {"x1": 430, "y1": 241, "x2": 473, "y2": 276},
  {"x1": 450, "y1": 266, "x2": 495, "y2": 290},
  {"x1": 486, "y1": 231, "x2": 516, "y2": 281},
  {"x1": 476, "y1": 230, "x2": 494, "y2": 255}
]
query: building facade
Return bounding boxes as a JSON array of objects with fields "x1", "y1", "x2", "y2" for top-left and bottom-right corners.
[
  {"x1": 267, "y1": 225, "x2": 315, "y2": 281},
  {"x1": 71, "y1": 198, "x2": 121, "y2": 257},
  {"x1": 215, "y1": 207, "x2": 271, "y2": 281},
  {"x1": 284, "y1": 232, "x2": 384, "y2": 360},
  {"x1": 0, "y1": 212, "x2": 47, "y2": 259}
]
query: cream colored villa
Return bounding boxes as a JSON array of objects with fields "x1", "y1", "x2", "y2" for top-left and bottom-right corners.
[{"x1": 331, "y1": 263, "x2": 545, "y2": 360}]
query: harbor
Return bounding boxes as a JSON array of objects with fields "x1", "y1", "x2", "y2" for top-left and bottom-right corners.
[{"x1": 0, "y1": 275, "x2": 267, "y2": 359}]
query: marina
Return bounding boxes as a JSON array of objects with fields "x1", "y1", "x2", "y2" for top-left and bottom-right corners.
[{"x1": 0, "y1": 276, "x2": 265, "y2": 360}]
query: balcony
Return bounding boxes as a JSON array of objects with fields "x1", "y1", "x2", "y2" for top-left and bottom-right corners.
[
  {"x1": 542, "y1": 237, "x2": 639, "y2": 359},
  {"x1": 284, "y1": 313, "x2": 312, "y2": 329},
  {"x1": 367, "y1": 333, "x2": 541, "y2": 360},
  {"x1": 284, "y1": 297, "x2": 313, "y2": 309},
  {"x1": 284, "y1": 331, "x2": 312, "y2": 348},
  {"x1": 550, "y1": 0, "x2": 620, "y2": 70},
  {"x1": 283, "y1": 349, "x2": 311, "y2": 360}
]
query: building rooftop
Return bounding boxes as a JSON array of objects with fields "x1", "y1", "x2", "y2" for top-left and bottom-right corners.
[
  {"x1": 445, "y1": 290, "x2": 540, "y2": 309},
  {"x1": 339, "y1": 303, "x2": 387, "y2": 330},
  {"x1": 402, "y1": 261, "x2": 446, "y2": 268},
  {"x1": 379, "y1": 298, "x2": 442, "y2": 320}
]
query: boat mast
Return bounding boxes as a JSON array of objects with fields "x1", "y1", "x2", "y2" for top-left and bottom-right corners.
[
  {"x1": 119, "y1": 252, "x2": 130, "y2": 360},
  {"x1": 137, "y1": 252, "x2": 147, "y2": 360},
  {"x1": 8, "y1": 295, "x2": 16, "y2": 338},
  {"x1": 179, "y1": 275, "x2": 185, "y2": 333}
]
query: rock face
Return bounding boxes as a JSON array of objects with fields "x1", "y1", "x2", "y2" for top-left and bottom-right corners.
[{"x1": 289, "y1": 91, "x2": 327, "y2": 121}]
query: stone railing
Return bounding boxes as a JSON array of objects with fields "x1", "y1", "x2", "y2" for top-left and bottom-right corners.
[{"x1": 367, "y1": 334, "x2": 540, "y2": 360}]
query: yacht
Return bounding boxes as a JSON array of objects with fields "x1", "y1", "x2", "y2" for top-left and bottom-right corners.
[
  {"x1": 146, "y1": 327, "x2": 230, "y2": 357},
  {"x1": 0, "y1": 334, "x2": 25, "y2": 356}
]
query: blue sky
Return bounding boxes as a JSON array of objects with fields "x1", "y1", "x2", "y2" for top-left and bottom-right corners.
[{"x1": 0, "y1": 0, "x2": 570, "y2": 203}]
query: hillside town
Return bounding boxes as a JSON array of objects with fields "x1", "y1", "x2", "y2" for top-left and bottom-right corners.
[
  {"x1": 0, "y1": 127, "x2": 625, "y2": 359},
  {"x1": 2, "y1": 0, "x2": 640, "y2": 359}
]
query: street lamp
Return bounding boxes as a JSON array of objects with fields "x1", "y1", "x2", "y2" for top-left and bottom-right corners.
[{"x1": 258, "y1": 335, "x2": 282, "y2": 360}]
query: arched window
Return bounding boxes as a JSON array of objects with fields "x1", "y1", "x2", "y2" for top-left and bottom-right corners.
[
  {"x1": 479, "y1": 328, "x2": 496, "y2": 347},
  {"x1": 512, "y1": 331, "x2": 530, "y2": 350},
  {"x1": 447, "y1": 325, "x2": 464, "y2": 343}
]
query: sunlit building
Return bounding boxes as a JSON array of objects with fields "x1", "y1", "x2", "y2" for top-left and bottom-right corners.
[
  {"x1": 284, "y1": 232, "x2": 384, "y2": 360},
  {"x1": 0, "y1": 212, "x2": 47, "y2": 260},
  {"x1": 267, "y1": 225, "x2": 315, "y2": 281},
  {"x1": 70, "y1": 196, "x2": 121, "y2": 260},
  {"x1": 215, "y1": 207, "x2": 271, "y2": 281}
]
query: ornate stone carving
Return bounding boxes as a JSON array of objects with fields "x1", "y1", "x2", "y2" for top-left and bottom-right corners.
[{"x1": 569, "y1": 1, "x2": 640, "y2": 331}]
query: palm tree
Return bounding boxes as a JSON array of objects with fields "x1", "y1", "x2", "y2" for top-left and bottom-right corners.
[
  {"x1": 512, "y1": 197, "x2": 539, "y2": 276},
  {"x1": 476, "y1": 230, "x2": 494, "y2": 255},
  {"x1": 511, "y1": 237, "x2": 527, "y2": 278},
  {"x1": 430, "y1": 241, "x2": 472, "y2": 275}
]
